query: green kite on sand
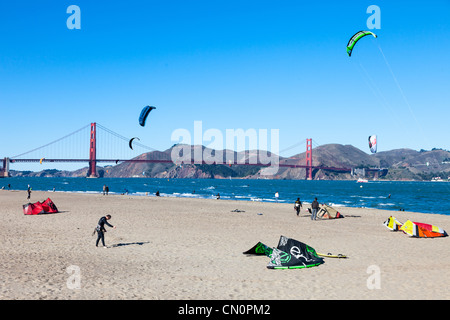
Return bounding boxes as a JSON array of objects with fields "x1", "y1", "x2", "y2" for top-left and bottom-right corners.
[{"x1": 243, "y1": 236, "x2": 326, "y2": 269}]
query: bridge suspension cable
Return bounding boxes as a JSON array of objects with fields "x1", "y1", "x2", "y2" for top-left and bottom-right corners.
[
  {"x1": 11, "y1": 124, "x2": 91, "y2": 159},
  {"x1": 96, "y1": 123, "x2": 157, "y2": 154},
  {"x1": 279, "y1": 139, "x2": 306, "y2": 155},
  {"x1": 10, "y1": 123, "x2": 159, "y2": 162}
]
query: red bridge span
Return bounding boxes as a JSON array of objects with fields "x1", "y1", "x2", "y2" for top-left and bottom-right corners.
[{"x1": 1, "y1": 123, "x2": 379, "y2": 179}]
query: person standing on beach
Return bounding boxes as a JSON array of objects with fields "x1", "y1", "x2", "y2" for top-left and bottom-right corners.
[
  {"x1": 95, "y1": 215, "x2": 116, "y2": 248},
  {"x1": 311, "y1": 198, "x2": 319, "y2": 220},
  {"x1": 294, "y1": 198, "x2": 302, "y2": 216},
  {"x1": 275, "y1": 192, "x2": 279, "y2": 202},
  {"x1": 102, "y1": 184, "x2": 106, "y2": 195},
  {"x1": 27, "y1": 185, "x2": 32, "y2": 200}
]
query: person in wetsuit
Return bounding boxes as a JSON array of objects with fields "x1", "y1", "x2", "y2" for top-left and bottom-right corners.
[
  {"x1": 95, "y1": 214, "x2": 116, "y2": 248},
  {"x1": 294, "y1": 198, "x2": 302, "y2": 216}
]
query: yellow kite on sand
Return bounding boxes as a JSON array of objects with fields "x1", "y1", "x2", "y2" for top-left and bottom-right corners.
[
  {"x1": 400, "y1": 220, "x2": 448, "y2": 238},
  {"x1": 383, "y1": 216, "x2": 402, "y2": 231},
  {"x1": 383, "y1": 216, "x2": 447, "y2": 238}
]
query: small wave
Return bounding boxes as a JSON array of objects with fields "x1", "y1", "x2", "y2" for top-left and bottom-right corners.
[
  {"x1": 67, "y1": 190, "x2": 102, "y2": 194},
  {"x1": 180, "y1": 193, "x2": 199, "y2": 197},
  {"x1": 327, "y1": 203, "x2": 345, "y2": 207}
]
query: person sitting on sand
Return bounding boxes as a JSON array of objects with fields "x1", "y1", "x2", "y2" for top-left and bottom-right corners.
[{"x1": 95, "y1": 215, "x2": 116, "y2": 248}]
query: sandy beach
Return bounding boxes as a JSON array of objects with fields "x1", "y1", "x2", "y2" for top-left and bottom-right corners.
[{"x1": 0, "y1": 189, "x2": 449, "y2": 300}]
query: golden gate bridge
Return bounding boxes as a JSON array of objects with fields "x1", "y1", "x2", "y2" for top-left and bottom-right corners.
[{"x1": 1, "y1": 122, "x2": 358, "y2": 179}]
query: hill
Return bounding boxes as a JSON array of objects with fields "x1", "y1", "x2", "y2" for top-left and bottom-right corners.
[
  {"x1": 372, "y1": 148, "x2": 450, "y2": 180},
  {"x1": 9, "y1": 144, "x2": 450, "y2": 181}
]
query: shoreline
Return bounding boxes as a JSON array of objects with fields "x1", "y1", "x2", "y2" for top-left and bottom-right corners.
[
  {"x1": 1, "y1": 190, "x2": 449, "y2": 300},
  {"x1": 4, "y1": 185, "x2": 449, "y2": 217},
  {"x1": 4, "y1": 175, "x2": 450, "y2": 182}
]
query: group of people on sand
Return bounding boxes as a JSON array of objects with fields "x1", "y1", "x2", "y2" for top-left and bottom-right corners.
[
  {"x1": 294, "y1": 196, "x2": 320, "y2": 220},
  {"x1": 275, "y1": 191, "x2": 320, "y2": 220},
  {"x1": 94, "y1": 196, "x2": 320, "y2": 249},
  {"x1": 102, "y1": 185, "x2": 109, "y2": 195}
]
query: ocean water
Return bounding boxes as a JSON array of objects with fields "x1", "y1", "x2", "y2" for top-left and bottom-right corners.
[{"x1": 2, "y1": 177, "x2": 449, "y2": 216}]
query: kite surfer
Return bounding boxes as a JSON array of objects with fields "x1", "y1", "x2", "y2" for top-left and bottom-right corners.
[
  {"x1": 311, "y1": 198, "x2": 319, "y2": 220},
  {"x1": 95, "y1": 215, "x2": 116, "y2": 248},
  {"x1": 294, "y1": 198, "x2": 302, "y2": 216},
  {"x1": 27, "y1": 185, "x2": 32, "y2": 200}
]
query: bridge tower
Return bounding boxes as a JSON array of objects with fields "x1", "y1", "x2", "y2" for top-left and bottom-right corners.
[
  {"x1": 2, "y1": 157, "x2": 10, "y2": 177},
  {"x1": 305, "y1": 139, "x2": 313, "y2": 180},
  {"x1": 88, "y1": 123, "x2": 97, "y2": 178}
]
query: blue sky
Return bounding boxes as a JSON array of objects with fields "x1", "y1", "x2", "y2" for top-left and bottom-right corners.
[{"x1": 1, "y1": 1, "x2": 449, "y2": 171}]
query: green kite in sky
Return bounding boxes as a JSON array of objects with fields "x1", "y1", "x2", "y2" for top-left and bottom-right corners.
[{"x1": 347, "y1": 31, "x2": 377, "y2": 57}]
